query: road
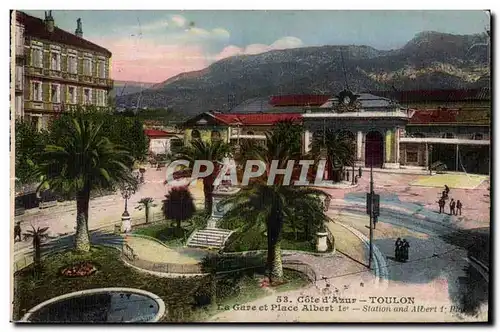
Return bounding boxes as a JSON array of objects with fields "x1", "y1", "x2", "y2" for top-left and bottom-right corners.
[{"x1": 327, "y1": 191, "x2": 489, "y2": 319}]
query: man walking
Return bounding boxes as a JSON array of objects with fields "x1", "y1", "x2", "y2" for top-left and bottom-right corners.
[
  {"x1": 449, "y1": 198, "x2": 456, "y2": 216},
  {"x1": 438, "y1": 198, "x2": 445, "y2": 214},
  {"x1": 456, "y1": 200, "x2": 463, "y2": 216}
]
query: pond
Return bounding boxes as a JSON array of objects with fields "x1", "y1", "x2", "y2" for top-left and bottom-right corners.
[{"x1": 22, "y1": 288, "x2": 165, "y2": 323}]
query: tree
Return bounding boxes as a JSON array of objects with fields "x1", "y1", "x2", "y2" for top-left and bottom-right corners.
[
  {"x1": 172, "y1": 140, "x2": 231, "y2": 215},
  {"x1": 37, "y1": 110, "x2": 136, "y2": 252},
  {"x1": 14, "y1": 120, "x2": 48, "y2": 185},
  {"x1": 23, "y1": 225, "x2": 50, "y2": 277},
  {"x1": 219, "y1": 128, "x2": 331, "y2": 282},
  {"x1": 220, "y1": 184, "x2": 330, "y2": 282},
  {"x1": 135, "y1": 197, "x2": 157, "y2": 223},
  {"x1": 311, "y1": 129, "x2": 355, "y2": 182},
  {"x1": 162, "y1": 186, "x2": 196, "y2": 229}
]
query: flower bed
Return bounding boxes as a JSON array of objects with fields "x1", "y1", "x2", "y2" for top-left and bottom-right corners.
[{"x1": 60, "y1": 262, "x2": 98, "y2": 277}]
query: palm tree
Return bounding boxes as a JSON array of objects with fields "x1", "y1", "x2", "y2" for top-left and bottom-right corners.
[
  {"x1": 135, "y1": 197, "x2": 157, "y2": 223},
  {"x1": 219, "y1": 126, "x2": 331, "y2": 282},
  {"x1": 172, "y1": 139, "x2": 231, "y2": 215},
  {"x1": 23, "y1": 225, "x2": 50, "y2": 275},
  {"x1": 220, "y1": 184, "x2": 330, "y2": 282},
  {"x1": 311, "y1": 129, "x2": 355, "y2": 182},
  {"x1": 37, "y1": 114, "x2": 136, "y2": 252}
]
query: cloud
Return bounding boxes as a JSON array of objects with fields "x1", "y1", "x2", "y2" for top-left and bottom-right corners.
[
  {"x1": 215, "y1": 36, "x2": 304, "y2": 60},
  {"x1": 90, "y1": 37, "x2": 209, "y2": 82},
  {"x1": 171, "y1": 15, "x2": 187, "y2": 27},
  {"x1": 140, "y1": 20, "x2": 169, "y2": 32},
  {"x1": 211, "y1": 28, "x2": 230, "y2": 40}
]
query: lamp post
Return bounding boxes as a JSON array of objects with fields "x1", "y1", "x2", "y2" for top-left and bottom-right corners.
[
  {"x1": 366, "y1": 154, "x2": 379, "y2": 269},
  {"x1": 120, "y1": 183, "x2": 136, "y2": 233},
  {"x1": 428, "y1": 144, "x2": 433, "y2": 175}
]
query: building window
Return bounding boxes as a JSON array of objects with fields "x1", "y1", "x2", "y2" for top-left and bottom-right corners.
[
  {"x1": 31, "y1": 46, "x2": 43, "y2": 68},
  {"x1": 29, "y1": 116, "x2": 40, "y2": 131},
  {"x1": 96, "y1": 90, "x2": 106, "y2": 106},
  {"x1": 472, "y1": 133, "x2": 484, "y2": 140},
  {"x1": 191, "y1": 130, "x2": 201, "y2": 140},
  {"x1": 98, "y1": 59, "x2": 106, "y2": 78},
  {"x1": 246, "y1": 131, "x2": 254, "y2": 135},
  {"x1": 411, "y1": 132, "x2": 426, "y2": 138},
  {"x1": 67, "y1": 86, "x2": 77, "y2": 104},
  {"x1": 442, "y1": 133, "x2": 455, "y2": 139},
  {"x1": 67, "y1": 54, "x2": 77, "y2": 74},
  {"x1": 406, "y1": 151, "x2": 418, "y2": 163},
  {"x1": 83, "y1": 88, "x2": 92, "y2": 105},
  {"x1": 50, "y1": 51, "x2": 61, "y2": 71},
  {"x1": 50, "y1": 84, "x2": 60, "y2": 103},
  {"x1": 32, "y1": 81, "x2": 43, "y2": 101},
  {"x1": 83, "y1": 57, "x2": 93, "y2": 76},
  {"x1": 15, "y1": 66, "x2": 23, "y2": 90},
  {"x1": 15, "y1": 95, "x2": 22, "y2": 117}
]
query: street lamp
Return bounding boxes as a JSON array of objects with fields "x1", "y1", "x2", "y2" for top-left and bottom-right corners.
[
  {"x1": 366, "y1": 154, "x2": 380, "y2": 269},
  {"x1": 428, "y1": 144, "x2": 433, "y2": 175},
  {"x1": 120, "y1": 183, "x2": 136, "y2": 233}
]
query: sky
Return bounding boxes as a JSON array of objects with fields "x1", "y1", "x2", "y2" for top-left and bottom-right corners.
[{"x1": 24, "y1": 10, "x2": 490, "y2": 83}]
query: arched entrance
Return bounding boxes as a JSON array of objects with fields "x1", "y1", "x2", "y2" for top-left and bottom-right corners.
[{"x1": 365, "y1": 131, "x2": 383, "y2": 168}]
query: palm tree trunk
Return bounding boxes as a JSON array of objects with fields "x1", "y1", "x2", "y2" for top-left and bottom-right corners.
[
  {"x1": 267, "y1": 239, "x2": 283, "y2": 282},
  {"x1": 34, "y1": 238, "x2": 41, "y2": 273},
  {"x1": 75, "y1": 189, "x2": 91, "y2": 252},
  {"x1": 145, "y1": 205, "x2": 150, "y2": 223},
  {"x1": 267, "y1": 206, "x2": 284, "y2": 283},
  {"x1": 203, "y1": 178, "x2": 214, "y2": 216}
]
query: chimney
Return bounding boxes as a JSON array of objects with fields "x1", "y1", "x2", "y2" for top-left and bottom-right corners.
[
  {"x1": 75, "y1": 18, "x2": 83, "y2": 38},
  {"x1": 44, "y1": 10, "x2": 54, "y2": 33}
]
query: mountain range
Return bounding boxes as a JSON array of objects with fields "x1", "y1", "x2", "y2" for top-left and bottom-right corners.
[{"x1": 115, "y1": 31, "x2": 490, "y2": 115}]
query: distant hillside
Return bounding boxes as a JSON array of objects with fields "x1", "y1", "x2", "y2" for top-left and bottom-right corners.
[
  {"x1": 111, "y1": 80, "x2": 156, "y2": 98},
  {"x1": 116, "y1": 31, "x2": 490, "y2": 115}
]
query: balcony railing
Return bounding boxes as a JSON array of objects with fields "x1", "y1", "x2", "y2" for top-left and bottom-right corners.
[
  {"x1": 24, "y1": 101, "x2": 109, "y2": 112},
  {"x1": 26, "y1": 67, "x2": 113, "y2": 88}
]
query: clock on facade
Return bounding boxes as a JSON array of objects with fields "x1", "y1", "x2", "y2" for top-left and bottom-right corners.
[{"x1": 343, "y1": 96, "x2": 351, "y2": 104}]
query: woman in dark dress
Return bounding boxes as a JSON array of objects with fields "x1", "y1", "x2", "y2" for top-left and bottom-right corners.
[
  {"x1": 395, "y1": 238, "x2": 402, "y2": 261},
  {"x1": 402, "y1": 239, "x2": 410, "y2": 262}
]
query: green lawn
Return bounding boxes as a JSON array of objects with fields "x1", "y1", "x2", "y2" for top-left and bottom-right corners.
[
  {"x1": 13, "y1": 246, "x2": 309, "y2": 322},
  {"x1": 132, "y1": 215, "x2": 204, "y2": 247},
  {"x1": 224, "y1": 229, "x2": 324, "y2": 253}
]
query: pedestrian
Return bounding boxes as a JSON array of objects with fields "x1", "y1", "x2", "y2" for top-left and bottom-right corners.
[
  {"x1": 449, "y1": 198, "x2": 456, "y2": 215},
  {"x1": 438, "y1": 198, "x2": 445, "y2": 214},
  {"x1": 395, "y1": 238, "x2": 403, "y2": 261},
  {"x1": 444, "y1": 185, "x2": 450, "y2": 196},
  {"x1": 441, "y1": 190, "x2": 447, "y2": 200},
  {"x1": 402, "y1": 239, "x2": 410, "y2": 262},
  {"x1": 456, "y1": 200, "x2": 462, "y2": 216},
  {"x1": 14, "y1": 222, "x2": 21, "y2": 242}
]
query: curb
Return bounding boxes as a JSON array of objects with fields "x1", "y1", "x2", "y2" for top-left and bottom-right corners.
[
  {"x1": 469, "y1": 256, "x2": 489, "y2": 272},
  {"x1": 333, "y1": 221, "x2": 389, "y2": 288}
]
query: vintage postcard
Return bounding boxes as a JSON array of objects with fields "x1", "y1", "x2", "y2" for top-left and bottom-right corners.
[{"x1": 11, "y1": 9, "x2": 491, "y2": 323}]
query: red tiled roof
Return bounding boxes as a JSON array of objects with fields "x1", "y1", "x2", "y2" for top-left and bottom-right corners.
[
  {"x1": 269, "y1": 95, "x2": 330, "y2": 107},
  {"x1": 144, "y1": 129, "x2": 174, "y2": 137},
  {"x1": 409, "y1": 109, "x2": 459, "y2": 124},
  {"x1": 214, "y1": 113, "x2": 302, "y2": 126},
  {"x1": 16, "y1": 11, "x2": 112, "y2": 56},
  {"x1": 371, "y1": 89, "x2": 490, "y2": 103}
]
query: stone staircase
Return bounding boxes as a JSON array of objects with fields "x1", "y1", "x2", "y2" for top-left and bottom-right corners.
[{"x1": 186, "y1": 228, "x2": 233, "y2": 249}]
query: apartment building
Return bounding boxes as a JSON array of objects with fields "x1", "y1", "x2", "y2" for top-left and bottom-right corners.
[{"x1": 14, "y1": 10, "x2": 113, "y2": 130}]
